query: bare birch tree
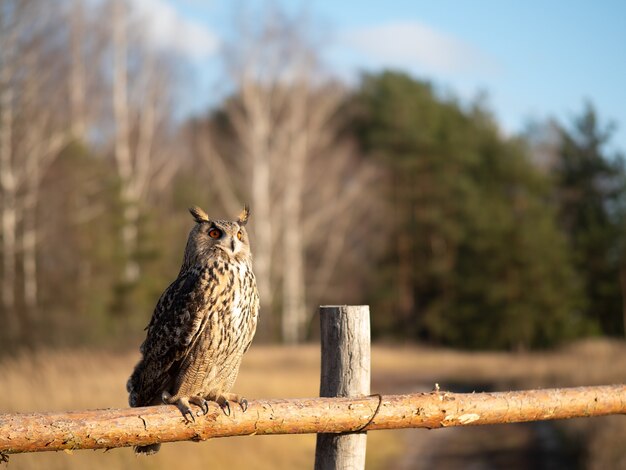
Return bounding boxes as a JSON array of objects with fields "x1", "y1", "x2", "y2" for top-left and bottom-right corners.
[
  {"x1": 0, "y1": 1, "x2": 74, "y2": 338},
  {"x1": 280, "y1": 80, "x2": 309, "y2": 343},
  {"x1": 0, "y1": 2, "x2": 19, "y2": 334},
  {"x1": 68, "y1": 0, "x2": 87, "y2": 140},
  {"x1": 109, "y1": 0, "x2": 178, "y2": 285},
  {"x1": 111, "y1": 0, "x2": 138, "y2": 283},
  {"x1": 198, "y1": 6, "x2": 379, "y2": 342},
  {"x1": 213, "y1": 10, "x2": 298, "y2": 323}
]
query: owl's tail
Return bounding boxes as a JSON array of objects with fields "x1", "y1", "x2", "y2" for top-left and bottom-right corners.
[{"x1": 135, "y1": 443, "x2": 161, "y2": 455}]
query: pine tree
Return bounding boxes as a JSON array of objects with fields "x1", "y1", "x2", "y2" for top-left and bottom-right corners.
[
  {"x1": 553, "y1": 103, "x2": 626, "y2": 336},
  {"x1": 352, "y1": 71, "x2": 585, "y2": 348}
]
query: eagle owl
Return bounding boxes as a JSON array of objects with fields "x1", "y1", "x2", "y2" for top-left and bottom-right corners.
[{"x1": 127, "y1": 206, "x2": 259, "y2": 455}]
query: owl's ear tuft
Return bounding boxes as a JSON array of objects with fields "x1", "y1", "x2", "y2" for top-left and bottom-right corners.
[
  {"x1": 189, "y1": 206, "x2": 209, "y2": 224},
  {"x1": 237, "y1": 205, "x2": 250, "y2": 226}
]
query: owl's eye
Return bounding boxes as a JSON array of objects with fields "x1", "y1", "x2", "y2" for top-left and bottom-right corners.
[
  {"x1": 237, "y1": 230, "x2": 243, "y2": 241},
  {"x1": 208, "y1": 228, "x2": 222, "y2": 239}
]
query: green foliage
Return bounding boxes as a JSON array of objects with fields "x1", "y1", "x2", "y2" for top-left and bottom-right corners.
[
  {"x1": 3, "y1": 67, "x2": 624, "y2": 353},
  {"x1": 31, "y1": 142, "x2": 182, "y2": 348},
  {"x1": 352, "y1": 71, "x2": 587, "y2": 349},
  {"x1": 552, "y1": 103, "x2": 626, "y2": 336},
  {"x1": 36, "y1": 141, "x2": 123, "y2": 347}
]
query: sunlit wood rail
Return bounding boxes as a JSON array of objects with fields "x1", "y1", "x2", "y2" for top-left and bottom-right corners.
[{"x1": 1, "y1": 385, "x2": 625, "y2": 456}]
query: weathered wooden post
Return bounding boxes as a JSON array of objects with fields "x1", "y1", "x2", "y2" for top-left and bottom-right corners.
[{"x1": 314, "y1": 305, "x2": 371, "y2": 470}]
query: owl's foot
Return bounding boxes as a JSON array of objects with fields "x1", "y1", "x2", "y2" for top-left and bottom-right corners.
[
  {"x1": 189, "y1": 396, "x2": 210, "y2": 415},
  {"x1": 210, "y1": 392, "x2": 248, "y2": 416},
  {"x1": 161, "y1": 391, "x2": 195, "y2": 423}
]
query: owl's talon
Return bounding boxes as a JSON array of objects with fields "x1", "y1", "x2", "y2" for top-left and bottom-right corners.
[
  {"x1": 189, "y1": 396, "x2": 209, "y2": 415},
  {"x1": 182, "y1": 407, "x2": 195, "y2": 423},
  {"x1": 177, "y1": 400, "x2": 195, "y2": 423},
  {"x1": 212, "y1": 392, "x2": 248, "y2": 414},
  {"x1": 162, "y1": 392, "x2": 195, "y2": 422},
  {"x1": 221, "y1": 401, "x2": 231, "y2": 416}
]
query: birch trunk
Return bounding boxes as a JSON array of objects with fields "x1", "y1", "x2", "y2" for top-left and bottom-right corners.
[
  {"x1": 20, "y1": 41, "x2": 42, "y2": 322},
  {"x1": 112, "y1": 0, "x2": 139, "y2": 283},
  {"x1": 22, "y1": 148, "x2": 39, "y2": 316},
  {"x1": 619, "y1": 260, "x2": 626, "y2": 337},
  {"x1": 0, "y1": 19, "x2": 18, "y2": 335},
  {"x1": 251, "y1": 135, "x2": 272, "y2": 315},
  {"x1": 281, "y1": 87, "x2": 308, "y2": 343},
  {"x1": 244, "y1": 86, "x2": 273, "y2": 317},
  {"x1": 69, "y1": 0, "x2": 86, "y2": 140}
]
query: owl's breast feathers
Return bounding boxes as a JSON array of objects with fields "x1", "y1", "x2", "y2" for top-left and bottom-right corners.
[{"x1": 127, "y1": 259, "x2": 259, "y2": 407}]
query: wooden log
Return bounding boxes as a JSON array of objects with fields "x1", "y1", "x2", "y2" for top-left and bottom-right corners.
[
  {"x1": 1, "y1": 385, "x2": 626, "y2": 455},
  {"x1": 315, "y1": 305, "x2": 371, "y2": 470}
]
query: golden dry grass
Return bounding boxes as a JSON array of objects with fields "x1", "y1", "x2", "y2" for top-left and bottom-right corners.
[
  {"x1": 1, "y1": 339, "x2": 625, "y2": 469},
  {"x1": 0, "y1": 345, "x2": 403, "y2": 469},
  {"x1": 372, "y1": 337, "x2": 626, "y2": 389}
]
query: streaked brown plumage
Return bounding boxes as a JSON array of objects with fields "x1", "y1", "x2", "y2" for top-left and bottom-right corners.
[{"x1": 127, "y1": 206, "x2": 259, "y2": 455}]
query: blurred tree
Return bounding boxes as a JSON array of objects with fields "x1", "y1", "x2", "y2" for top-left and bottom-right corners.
[
  {"x1": 109, "y1": 0, "x2": 179, "y2": 287},
  {"x1": 0, "y1": 0, "x2": 182, "y2": 352},
  {"x1": 0, "y1": 0, "x2": 75, "y2": 344},
  {"x1": 552, "y1": 103, "x2": 626, "y2": 336},
  {"x1": 351, "y1": 71, "x2": 584, "y2": 349},
  {"x1": 37, "y1": 143, "x2": 120, "y2": 347},
  {"x1": 190, "y1": 5, "x2": 379, "y2": 343},
  {"x1": 3, "y1": 2, "x2": 623, "y2": 354}
]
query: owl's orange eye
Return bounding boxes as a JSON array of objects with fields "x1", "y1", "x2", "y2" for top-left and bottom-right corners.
[
  {"x1": 208, "y1": 228, "x2": 222, "y2": 239},
  {"x1": 237, "y1": 230, "x2": 243, "y2": 241}
]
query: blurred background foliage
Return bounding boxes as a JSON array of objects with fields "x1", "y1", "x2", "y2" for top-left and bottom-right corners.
[{"x1": 1, "y1": 0, "x2": 625, "y2": 354}]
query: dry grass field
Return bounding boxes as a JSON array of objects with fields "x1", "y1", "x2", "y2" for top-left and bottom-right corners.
[{"x1": 1, "y1": 340, "x2": 625, "y2": 469}]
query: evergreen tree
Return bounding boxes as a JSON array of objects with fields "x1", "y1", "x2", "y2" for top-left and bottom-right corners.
[
  {"x1": 553, "y1": 103, "x2": 626, "y2": 336},
  {"x1": 352, "y1": 71, "x2": 585, "y2": 349}
]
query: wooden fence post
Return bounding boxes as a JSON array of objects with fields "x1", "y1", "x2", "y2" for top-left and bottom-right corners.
[{"x1": 314, "y1": 305, "x2": 371, "y2": 470}]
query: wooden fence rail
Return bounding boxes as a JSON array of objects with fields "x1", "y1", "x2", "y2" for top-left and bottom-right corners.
[
  {"x1": 1, "y1": 385, "x2": 625, "y2": 456},
  {"x1": 2, "y1": 305, "x2": 625, "y2": 466}
]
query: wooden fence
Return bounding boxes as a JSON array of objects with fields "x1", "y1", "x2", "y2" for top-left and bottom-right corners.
[{"x1": 1, "y1": 305, "x2": 625, "y2": 469}]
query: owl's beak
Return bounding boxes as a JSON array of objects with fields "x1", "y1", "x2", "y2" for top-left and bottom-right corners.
[{"x1": 218, "y1": 236, "x2": 240, "y2": 255}]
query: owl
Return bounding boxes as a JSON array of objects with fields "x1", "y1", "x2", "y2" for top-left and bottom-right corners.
[{"x1": 127, "y1": 205, "x2": 259, "y2": 455}]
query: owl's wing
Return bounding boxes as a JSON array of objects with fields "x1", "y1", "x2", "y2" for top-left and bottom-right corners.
[{"x1": 127, "y1": 268, "x2": 210, "y2": 406}]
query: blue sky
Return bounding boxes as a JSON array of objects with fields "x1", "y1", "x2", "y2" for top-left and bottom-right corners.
[{"x1": 142, "y1": 0, "x2": 626, "y2": 152}]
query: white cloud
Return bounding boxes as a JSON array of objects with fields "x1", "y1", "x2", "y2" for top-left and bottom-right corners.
[
  {"x1": 342, "y1": 20, "x2": 499, "y2": 77},
  {"x1": 130, "y1": 0, "x2": 219, "y2": 62}
]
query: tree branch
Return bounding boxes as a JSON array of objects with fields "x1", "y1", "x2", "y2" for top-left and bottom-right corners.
[{"x1": 1, "y1": 385, "x2": 625, "y2": 455}]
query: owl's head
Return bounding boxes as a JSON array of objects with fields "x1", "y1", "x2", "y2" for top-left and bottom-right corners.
[{"x1": 183, "y1": 205, "x2": 252, "y2": 267}]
